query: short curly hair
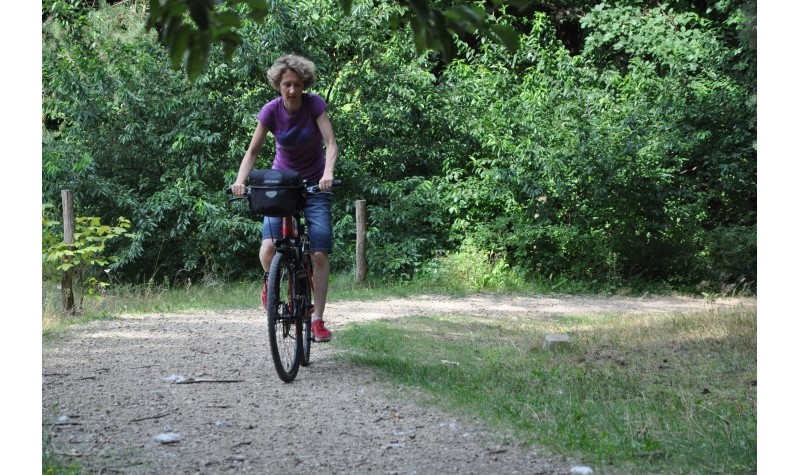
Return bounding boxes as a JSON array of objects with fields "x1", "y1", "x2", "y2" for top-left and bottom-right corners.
[{"x1": 267, "y1": 54, "x2": 317, "y2": 91}]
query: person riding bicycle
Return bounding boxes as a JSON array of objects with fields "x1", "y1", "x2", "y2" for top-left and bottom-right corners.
[{"x1": 231, "y1": 54, "x2": 339, "y2": 342}]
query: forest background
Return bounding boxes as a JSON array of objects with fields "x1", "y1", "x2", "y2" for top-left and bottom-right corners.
[{"x1": 41, "y1": 0, "x2": 757, "y2": 295}]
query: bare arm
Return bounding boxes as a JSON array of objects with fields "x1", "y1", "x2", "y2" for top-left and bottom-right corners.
[
  {"x1": 231, "y1": 122, "x2": 269, "y2": 196},
  {"x1": 316, "y1": 111, "x2": 339, "y2": 191}
]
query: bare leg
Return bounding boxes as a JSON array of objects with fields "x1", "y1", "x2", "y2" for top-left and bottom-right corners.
[
  {"x1": 311, "y1": 251, "x2": 329, "y2": 320},
  {"x1": 259, "y1": 239, "x2": 276, "y2": 273}
]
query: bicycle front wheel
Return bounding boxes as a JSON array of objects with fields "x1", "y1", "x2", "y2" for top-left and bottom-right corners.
[
  {"x1": 299, "y1": 269, "x2": 313, "y2": 366},
  {"x1": 267, "y1": 252, "x2": 302, "y2": 382}
]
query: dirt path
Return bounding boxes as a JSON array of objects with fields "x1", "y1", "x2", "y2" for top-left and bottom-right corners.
[{"x1": 42, "y1": 294, "x2": 755, "y2": 474}]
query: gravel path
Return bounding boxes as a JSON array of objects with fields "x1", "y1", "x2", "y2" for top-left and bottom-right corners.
[{"x1": 42, "y1": 293, "x2": 755, "y2": 474}]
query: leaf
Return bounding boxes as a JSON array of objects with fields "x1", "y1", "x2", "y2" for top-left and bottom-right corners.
[
  {"x1": 489, "y1": 24, "x2": 519, "y2": 53},
  {"x1": 217, "y1": 31, "x2": 242, "y2": 59},
  {"x1": 214, "y1": 11, "x2": 243, "y2": 29},
  {"x1": 188, "y1": 0, "x2": 210, "y2": 30},
  {"x1": 444, "y1": 4, "x2": 483, "y2": 29},
  {"x1": 409, "y1": 17, "x2": 427, "y2": 55},
  {"x1": 165, "y1": 0, "x2": 189, "y2": 16},
  {"x1": 169, "y1": 25, "x2": 191, "y2": 71},
  {"x1": 186, "y1": 35, "x2": 210, "y2": 82},
  {"x1": 338, "y1": 0, "x2": 353, "y2": 16},
  {"x1": 238, "y1": 0, "x2": 269, "y2": 10}
]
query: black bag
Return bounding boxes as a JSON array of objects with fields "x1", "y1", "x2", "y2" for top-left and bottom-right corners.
[{"x1": 248, "y1": 169, "x2": 305, "y2": 216}]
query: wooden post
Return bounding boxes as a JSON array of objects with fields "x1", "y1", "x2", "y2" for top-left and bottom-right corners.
[
  {"x1": 355, "y1": 200, "x2": 367, "y2": 283},
  {"x1": 61, "y1": 190, "x2": 75, "y2": 314}
]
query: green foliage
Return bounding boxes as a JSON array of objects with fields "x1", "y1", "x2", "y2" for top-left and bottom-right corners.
[
  {"x1": 42, "y1": 215, "x2": 133, "y2": 272},
  {"x1": 336, "y1": 307, "x2": 757, "y2": 473},
  {"x1": 699, "y1": 225, "x2": 756, "y2": 293},
  {"x1": 43, "y1": 1, "x2": 263, "y2": 283},
  {"x1": 418, "y1": 239, "x2": 528, "y2": 292},
  {"x1": 42, "y1": 0, "x2": 756, "y2": 291},
  {"x1": 42, "y1": 206, "x2": 135, "y2": 307},
  {"x1": 144, "y1": 0, "x2": 262, "y2": 81},
  {"x1": 427, "y1": 4, "x2": 756, "y2": 288},
  {"x1": 356, "y1": 177, "x2": 452, "y2": 279},
  {"x1": 142, "y1": 0, "x2": 522, "y2": 80}
]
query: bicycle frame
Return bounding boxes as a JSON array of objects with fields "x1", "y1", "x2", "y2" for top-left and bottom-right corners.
[
  {"x1": 225, "y1": 180, "x2": 339, "y2": 381},
  {"x1": 275, "y1": 215, "x2": 315, "y2": 313}
]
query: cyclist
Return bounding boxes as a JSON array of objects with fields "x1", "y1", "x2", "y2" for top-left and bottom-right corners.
[{"x1": 231, "y1": 54, "x2": 339, "y2": 342}]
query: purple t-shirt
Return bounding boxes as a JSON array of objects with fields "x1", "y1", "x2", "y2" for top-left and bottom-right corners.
[{"x1": 257, "y1": 92, "x2": 327, "y2": 182}]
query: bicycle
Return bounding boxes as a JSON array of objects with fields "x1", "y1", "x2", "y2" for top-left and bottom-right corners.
[{"x1": 227, "y1": 170, "x2": 341, "y2": 382}]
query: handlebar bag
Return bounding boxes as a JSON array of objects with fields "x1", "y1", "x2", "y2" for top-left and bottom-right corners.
[{"x1": 248, "y1": 169, "x2": 305, "y2": 217}]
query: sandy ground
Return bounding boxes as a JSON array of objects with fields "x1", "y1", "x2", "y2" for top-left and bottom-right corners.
[{"x1": 42, "y1": 293, "x2": 755, "y2": 474}]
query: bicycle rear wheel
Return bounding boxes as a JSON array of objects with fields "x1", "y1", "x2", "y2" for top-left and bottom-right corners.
[{"x1": 267, "y1": 252, "x2": 302, "y2": 382}]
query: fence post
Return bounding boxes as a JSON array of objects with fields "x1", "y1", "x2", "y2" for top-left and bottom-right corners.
[
  {"x1": 355, "y1": 200, "x2": 367, "y2": 283},
  {"x1": 61, "y1": 190, "x2": 75, "y2": 314}
]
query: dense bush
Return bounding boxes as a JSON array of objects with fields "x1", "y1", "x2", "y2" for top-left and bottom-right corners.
[{"x1": 42, "y1": 0, "x2": 756, "y2": 291}]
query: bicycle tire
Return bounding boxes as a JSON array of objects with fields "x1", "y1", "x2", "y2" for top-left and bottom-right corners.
[
  {"x1": 267, "y1": 251, "x2": 302, "y2": 382},
  {"x1": 299, "y1": 266, "x2": 313, "y2": 366}
]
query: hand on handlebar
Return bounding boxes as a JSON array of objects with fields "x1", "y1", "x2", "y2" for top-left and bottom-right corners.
[
  {"x1": 226, "y1": 178, "x2": 341, "y2": 197},
  {"x1": 318, "y1": 178, "x2": 333, "y2": 191},
  {"x1": 230, "y1": 182, "x2": 248, "y2": 197}
]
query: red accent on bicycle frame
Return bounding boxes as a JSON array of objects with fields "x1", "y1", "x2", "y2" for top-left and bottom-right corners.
[{"x1": 281, "y1": 217, "x2": 294, "y2": 238}]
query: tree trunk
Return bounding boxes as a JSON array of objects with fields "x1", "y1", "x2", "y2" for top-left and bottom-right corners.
[
  {"x1": 61, "y1": 190, "x2": 75, "y2": 315},
  {"x1": 355, "y1": 200, "x2": 367, "y2": 283}
]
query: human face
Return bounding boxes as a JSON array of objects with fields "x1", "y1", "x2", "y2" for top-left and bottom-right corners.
[{"x1": 279, "y1": 69, "x2": 304, "y2": 114}]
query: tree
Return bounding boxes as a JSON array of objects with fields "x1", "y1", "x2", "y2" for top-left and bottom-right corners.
[
  {"x1": 42, "y1": 0, "x2": 756, "y2": 290},
  {"x1": 144, "y1": 0, "x2": 522, "y2": 80}
]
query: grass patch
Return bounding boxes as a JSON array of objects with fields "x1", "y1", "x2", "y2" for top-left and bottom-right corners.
[
  {"x1": 42, "y1": 279, "x2": 260, "y2": 339},
  {"x1": 334, "y1": 306, "x2": 756, "y2": 474},
  {"x1": 43, "y1": 434, "x2": 81, "y2": 475},
  {"x1": 42, "y1": 266, "x2": 745, "y2": 340},
  {"x1": 41, "y1": 273, "x2": 496, "y2": 339},
  {"x1": 42, "y1": 275, "x2": 755, "y2": 472}
]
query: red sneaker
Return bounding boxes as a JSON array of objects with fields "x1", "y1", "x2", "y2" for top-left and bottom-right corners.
[
  {"x1": 311, "y1": 319, "x2": 332, "y2": 342},
  {"x1": 261, "y1": 281, "x2": 267, "y2": 309}
]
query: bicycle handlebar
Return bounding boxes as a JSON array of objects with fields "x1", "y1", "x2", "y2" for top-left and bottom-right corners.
[
  {"x1": 225, "y1": 179, "x2": 342, "y2": 198},
  {"x1": 306, "y1": 179, "x2": 342, "y2": 194}
]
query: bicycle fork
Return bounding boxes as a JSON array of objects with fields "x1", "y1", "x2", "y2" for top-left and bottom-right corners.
[{"x1": 283, "y1": 216, "x2": 315, "y2": 318}]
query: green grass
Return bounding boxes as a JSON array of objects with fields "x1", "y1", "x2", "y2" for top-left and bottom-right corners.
[
  {"x1": 42, "y1": 275, "x2": 755, "y2": 474},
  {"x1": 42, "y1": 435, "x2": 81, "y2": 475},
  {"x1": 333, "y1": 307, "x2": 757, "y2": 474},
  {"x1": 42, "y1": 265, "x2": 739, "y2": 340},
  {"x1": 41, "y1": 272, "x2": 506, "y2": 339},
  {"x1": 42, "y1": 279, "x2": 252, "y2": 339}
]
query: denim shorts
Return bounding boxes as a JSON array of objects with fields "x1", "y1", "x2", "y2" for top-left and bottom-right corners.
[{"x1": 262, "y1": 191, "x2": 333, "y2": 253}]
